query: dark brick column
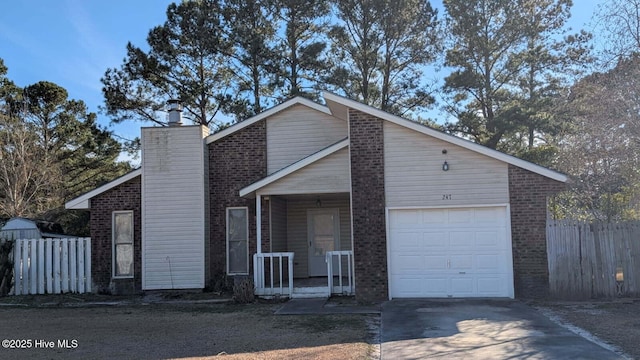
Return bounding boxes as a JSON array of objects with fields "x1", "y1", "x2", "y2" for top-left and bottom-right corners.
[
  {"x1": 208, "y1": 122, "x2": 268, "y2": 283},
  {"x1": 349, "y1": 109, "x2": 388, "y2": 303},
  {"x1": 508, "y1": 164, "x2": 565, "y2": 298},
  {"x1": 90, "y1": 175, "x2": 142, "y2": 295}
]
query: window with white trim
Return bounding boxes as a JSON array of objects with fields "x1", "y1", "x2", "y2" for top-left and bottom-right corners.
[
  {"x1": 227, "y1": 207, "x2": 249, "y2": 274},
  {"x1": 113, "y1": 211, "x2": 134, "y2": 278}
]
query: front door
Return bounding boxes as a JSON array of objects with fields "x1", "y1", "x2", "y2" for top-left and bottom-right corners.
[{"x1": 308, "y1": 208, "x2": 340, "y2": 277}]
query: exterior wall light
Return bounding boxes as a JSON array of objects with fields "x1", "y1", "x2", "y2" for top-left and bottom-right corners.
[{"x1": 442, "y1": 161, "x2": 449, "y2": 171}]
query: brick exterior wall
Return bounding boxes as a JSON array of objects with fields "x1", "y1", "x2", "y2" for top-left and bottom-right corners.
[
  {"x1": 508, "y1": 164, "x2": 566, "y2": 298},
  {"x1": 349, "y1": 109, "x2": 388, "y2": 303},
  {"x1": 208, "y1": 122, "x2": 268, "y2": 284},
  {"x1": 90, "y1": 175, "x2": 142, "y2": 295}
]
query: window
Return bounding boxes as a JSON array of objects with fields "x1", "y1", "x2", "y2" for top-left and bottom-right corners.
[
  {"x1": 113, "y1": 211, "x2": 134, "y2": 278},
  {"x1": 227, "y1": 207, "x2": 248, "y2": 274}
]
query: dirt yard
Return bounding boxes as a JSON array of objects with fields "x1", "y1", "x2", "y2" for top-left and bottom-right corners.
[
  {"x1": 0, "y1": 297, "x2": 376, "y2": 360},
  {"x1": 539, "y1": 299, "x2": 640, "y2": 359}
]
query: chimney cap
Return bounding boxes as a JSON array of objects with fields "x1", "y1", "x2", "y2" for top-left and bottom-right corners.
[
  {"x1": 167, "y1": 99, "x2": 183, "y2": 126},
  {"x1": 167, "y1": 99, "x2": 183, "y2": 111}
]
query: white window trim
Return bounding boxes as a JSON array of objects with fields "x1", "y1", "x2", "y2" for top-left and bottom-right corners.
[
  {"x1": 226, "y1": 207, "x2": 249, "y2": 275},
  {"x1": 112, "y1": 210, "x2": 134, "y2": 279}
]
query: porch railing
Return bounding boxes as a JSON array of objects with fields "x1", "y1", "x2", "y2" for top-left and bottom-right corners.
[
  {"x1": 253, "y1": 252, "x2": 294, "y2": 297},
  {"x1": 326, "y1": 250, "x2": 354, "y2": 295}
]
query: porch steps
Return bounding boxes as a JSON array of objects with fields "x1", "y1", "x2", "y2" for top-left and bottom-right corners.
[{"x1": 291, "y1": 286, "x2": 330, "y2": 299}]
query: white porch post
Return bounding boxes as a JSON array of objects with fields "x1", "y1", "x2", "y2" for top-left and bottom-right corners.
[{"x1": 256, "y1": 194, "x2": 262, "y2": 254}]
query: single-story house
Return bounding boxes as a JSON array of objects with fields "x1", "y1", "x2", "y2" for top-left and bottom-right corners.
[{"x1": 65, "y1": 93, "x2": 566, "y2": 302}]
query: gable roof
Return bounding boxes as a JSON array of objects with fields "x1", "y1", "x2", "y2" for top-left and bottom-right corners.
[
  {"x1": 239, "y1": 138, "x2": 349, "y2": 197},
  {"x1": 65, "y1": 169, "x2": 141, "y2": 210},
  {"x1": 323, "y1": 92, "x2": 568, "y2": 183},
  {"x1": 206, "y1": 97, "x2": 332, "y2": 144}
]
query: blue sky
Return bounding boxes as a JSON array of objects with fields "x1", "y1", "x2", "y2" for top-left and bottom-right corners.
[{"x1": 1, "y1": 0, "x2": 599, "y2": 153}]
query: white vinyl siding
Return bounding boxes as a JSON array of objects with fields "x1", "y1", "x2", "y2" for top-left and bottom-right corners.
[
  {"x1": 384, "y1": 122, "x2": 509, "y2": 207},
  {"x1": 113, "y1": 211, "x2": 134, "y2": 278},
  {"x1": 270, "y1": 197, "x2": 288, "y2": 252},
  {"x1": 267, "y1": 104, "x2": 347, "y2": 174},
  {"x1": 258, "y1": 148, "x2": 350, "y2": 196},
  {"x1": 286, "y1": 198, "x2": 351, "y2": 278},
  {"x1": 227, "y1": 207, "x2": 249, "y2": 275},
  {"x1": 141, "y1": 126, "x2": 208, "y2": 290}
]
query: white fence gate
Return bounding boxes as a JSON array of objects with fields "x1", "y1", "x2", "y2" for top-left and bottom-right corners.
[{"x1": 13, "y1": 238, "x2": 91, "y2": 295}]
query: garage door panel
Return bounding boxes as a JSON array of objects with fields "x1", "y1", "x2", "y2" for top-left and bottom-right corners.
[
  {"x1": 423, "y1": 231, "x2": 448, "y2": 248},
  {"x1": 389, "y1": 207, "x2": 513, "y2": 298},
  {"x1": 450, "y1": 255, "x2": 473, "y2": 270},
  {"x1": 423, "y1": 278, "x2": 448, "y2": 296},
  {"x1": 392, "y1": 254, "x2": 423, "y2": 272},
  {"x1": 476, "y1": 277, "x2": 503, "y2": 295},
  {"x1": 392, "y1": 231, "x2": 421, "y2": 249},
  {"x1": 475, "y1": 207, "x2": 506, "y2": 226},
  {"x1": 450, "y1": 277, "x2": 474, "y2": 295},
  {"x1": 448, "y1": 209, "x2": 474, "y2": 223},
  {"x1": 449, "y1": 231, "x2": 475, "y2": 247},
  {"x1": 424, "y1": 255, "x2": 448, "y2": 270},
  {"x1": 391, "y1": 277, "x2": 424, "y2": 297},
  {"x1": 422, "y1": 210, "x2": 447, "y2": 224},
  {"x1": 476, "y1": 231, "x2": 502, "y2": 247},
  {"x1": 392, "y1": 210, "x2": 421, "y2": 225}
]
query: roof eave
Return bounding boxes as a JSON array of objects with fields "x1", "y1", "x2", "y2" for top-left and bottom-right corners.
[{"x1": 64, "y1": 169, "x2": 142, "y2": 210}]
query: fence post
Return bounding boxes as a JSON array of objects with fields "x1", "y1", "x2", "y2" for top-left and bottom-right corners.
[
  {"x1": 45, "y1": 239, "x2": 52, "y2": 294},
  {"x1": 85, "y1": 238, "x2": 91, "y2": 293},
  {"x1": 77, "y1": 239, "x2": 85, "y2": 293},
  {"x1": 22, "y1": 240, "x2": 29, "y2": 294},
  {"x1": 69, "y1": 239, "x2": 77, "y2": 292},
  {"x1": 53, "y1": 239, "x2": 60, "y2": 293},
  {"x1": 13, "y1": 240, "x2": 22, "y2": 295},
  {"x1": 37, "y1": 240, "x2": 44, "y2": 294}
]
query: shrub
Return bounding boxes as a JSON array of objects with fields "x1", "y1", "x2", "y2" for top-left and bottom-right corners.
[
  {"x1": 232, "y1": 277, "x2": 255, "y2": 304},
  {"x1": 206, "y1": 272, "x2": 233, "y2": 294}
]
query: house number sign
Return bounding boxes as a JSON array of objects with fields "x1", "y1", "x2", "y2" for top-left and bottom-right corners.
[{"x1": 442, "y1": 194, "x2": 452, "y2": 200}]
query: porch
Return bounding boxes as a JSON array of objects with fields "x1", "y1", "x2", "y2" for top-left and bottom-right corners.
[
  {"x1": 253, "y1": 251, "x2": 354, "y2": 298},
  {"x1": 253, "y1": 194, "x2": 354, "y2": 298}
]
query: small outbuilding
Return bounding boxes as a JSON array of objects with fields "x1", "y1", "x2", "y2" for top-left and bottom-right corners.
[{"x1": 0, "y1": 218, "x2": 67, "y2": 240}]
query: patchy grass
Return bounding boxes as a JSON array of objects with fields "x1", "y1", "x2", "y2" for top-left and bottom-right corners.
[
  {"x1": 0, "y1": 293, "x2": 137, "y2": 306},
  {"x1": 0, "y1": 301, "x2": 377, "y2": 360},
  {"x1": 540, "y1": 299, "x2": 640, "y2": 358},
  {"x1": 0, "y1": 289, "x2": 233, "y2": 307},
  {"x1": 286, "y1": 314, "x2": 369, "y2": 333}
]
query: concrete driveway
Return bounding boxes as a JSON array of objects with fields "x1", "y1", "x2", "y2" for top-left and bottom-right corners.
[{"x1": 381, "y1": 299, "x2": 623, "y2": 359}]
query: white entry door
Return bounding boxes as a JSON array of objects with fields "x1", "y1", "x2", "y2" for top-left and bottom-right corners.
[
  {"x1": 308, "y1": 208, "x2": 340, "y2": 276},
  {"x1": 388, "y1": 206, "x2": 513, "y2": 298}
]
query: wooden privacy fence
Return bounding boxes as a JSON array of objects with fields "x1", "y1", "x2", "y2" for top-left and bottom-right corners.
[
  {"x1": 13, "y1": 238, "x2": 91, "y2": 295},
  {"x1": 547, "y1": 220, "x2": 640, "y2": 299}
]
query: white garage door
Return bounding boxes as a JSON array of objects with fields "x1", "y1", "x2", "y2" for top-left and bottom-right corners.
[{"x1": 388, "y1": 207, "x2": 513, "y2": 298}]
